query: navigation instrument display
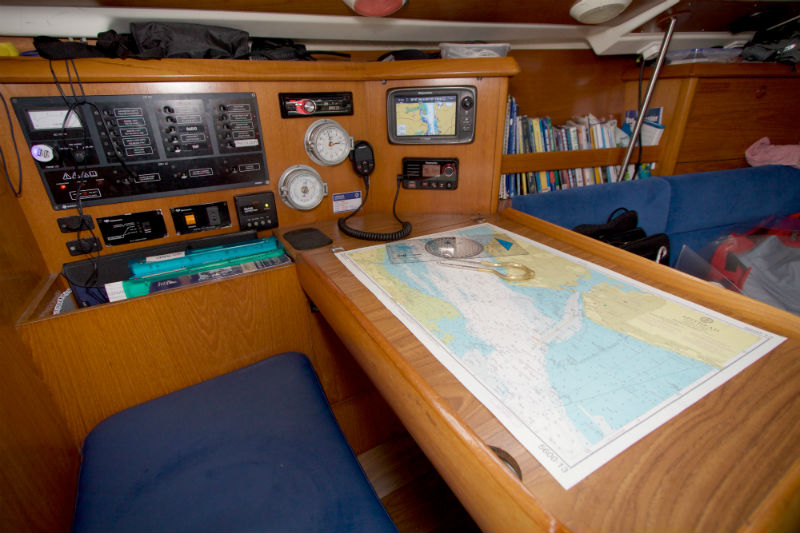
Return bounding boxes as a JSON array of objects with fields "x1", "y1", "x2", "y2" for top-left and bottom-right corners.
[
  {"x1": 394, "y1": 94, "x2": 457, "y2": 137},
  {"x1": 387, "y1": 86, "x2": 476, "y2": 144}
]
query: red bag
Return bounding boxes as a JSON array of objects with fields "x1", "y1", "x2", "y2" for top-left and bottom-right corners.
[{"x1": 709, "y1": 213, "x2": 800, "y2": 289}]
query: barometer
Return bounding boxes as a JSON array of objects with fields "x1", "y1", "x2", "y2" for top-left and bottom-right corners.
[
  {"x1": 304, "y1": 119, "x2": 353, "y2": 166},
  {"x1": 278, "y1": 165, "x2": 329, "y2": 210}
]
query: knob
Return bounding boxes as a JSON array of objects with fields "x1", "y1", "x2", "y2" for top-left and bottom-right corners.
[
  {"x1": 71, "y1": 148, "x2": 88, "y2": 164},
  {"x1": 300, "y1": 99, "x2": 317, "y2": 114}
]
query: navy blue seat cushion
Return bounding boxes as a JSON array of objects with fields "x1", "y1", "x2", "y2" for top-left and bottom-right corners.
[
  {"x1": 72, "y1": 352, "x2": 397, "y2": 533},
  {"x1": 664, "y1": 165, "x2": 800, "y2": 235},
  {"x1": 665, "y1": 166, "x2": 800, "y2": 265},
  {"x1": 511, "y1": 177, "x2": 671, "y2": 237}
]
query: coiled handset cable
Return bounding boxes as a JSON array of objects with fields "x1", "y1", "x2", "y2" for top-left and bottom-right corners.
[{"x1": 337, "y1": 140, "x2": 412, "y2": 242}]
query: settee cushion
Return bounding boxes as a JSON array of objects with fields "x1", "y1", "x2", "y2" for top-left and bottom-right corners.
[
  {"x1": 664, "y1": 165, "x2": 800, "y2": 257},
  {"x1": 664, "y1": 166, "x2": 800, "y2": 233},
  {"x1": 72, "y1": 352, "x2": 397, "y2": 533},
  {"x1": 511, "y1": 177, "x2": 672, "y2": 237},
  {"x1": 511, "y1": 165, "x2": 800, "y2": 267}
]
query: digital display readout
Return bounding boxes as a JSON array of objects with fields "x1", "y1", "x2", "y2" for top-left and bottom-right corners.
[{"x1": 394, "y1": 95, "x2": 457, "y2": 137}]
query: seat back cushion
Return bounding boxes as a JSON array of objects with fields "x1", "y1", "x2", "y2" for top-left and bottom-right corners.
[
  {"x1": 665, "y1": 165, "x2": 800, "y2": 234},
  {"x1": 511, "y1": 178, "x2": 672, "y2": 237},
  {"x1": 664, "y1": 166, "x2": 800, "y2": 264},
  {"x1": 72, "y1": 352, "x2": 397, "y2": 533}
]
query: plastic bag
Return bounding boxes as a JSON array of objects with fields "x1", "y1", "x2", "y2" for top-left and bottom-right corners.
[{"x1": 684, "y1": 214, "x2": 800, "y2": 315}]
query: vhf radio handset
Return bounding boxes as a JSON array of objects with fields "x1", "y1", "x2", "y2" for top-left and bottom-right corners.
[
  {"x1": 337, "y1": 140, "x2": 412, "y2": 242},
  {"x1": 350, "y1": 140, "x2": 375, "y2": 177}
]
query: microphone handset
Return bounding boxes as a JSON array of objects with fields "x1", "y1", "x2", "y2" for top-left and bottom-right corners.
[
  {"x1": 337, "y1": 140, "x2": 412, "y2": 242},
  {"x1": 350, "y1": 140, "x2": 375, "y2": 178}
]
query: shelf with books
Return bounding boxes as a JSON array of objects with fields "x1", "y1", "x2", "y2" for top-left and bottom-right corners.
[
  {"x1": 500, "y1": 146, "x2": 661, "y2": 174},
  {"x1": 499, "y1": 96, "x2": 666, "y2": 197}
]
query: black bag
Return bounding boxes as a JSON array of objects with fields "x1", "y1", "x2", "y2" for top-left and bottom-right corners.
[
  {"x1": 616, "y1": 233, "x2": 670, "y2": 264},
  {"x1": 573, "y1": 208, "x2": 670, "y2": 264},
  {"x1": 34, "y1": 35, "x2": 106, "y2": 59},
  {"x1": 129, "y1": 22, "x2": 250, "y2": 59},
  {"x1": 249, "y1": 38, "x2": 351, "y2": 61},
  {"x1": 741, "y1": 19, "x2": 800, "y2": 65},
  {"x1": 38, "y1": 23, "x2": 251, "y2": 60}
]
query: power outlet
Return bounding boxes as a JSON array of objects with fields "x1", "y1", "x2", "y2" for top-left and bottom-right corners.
[
  {"x1": 66, "y1": 237, "x2": 102, "y2": 256},
  {"x1": 57, "y1": 215, "x2": 94, "y2": 233}
]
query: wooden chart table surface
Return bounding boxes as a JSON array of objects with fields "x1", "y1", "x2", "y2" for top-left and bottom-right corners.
[{"x1": 281, "y1": 210, "x2": 800, "y2": 533}]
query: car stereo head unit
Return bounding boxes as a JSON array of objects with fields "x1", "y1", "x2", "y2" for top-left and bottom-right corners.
[{"x1": 386, "y1": 86, "x2": 476, "y2": 145}]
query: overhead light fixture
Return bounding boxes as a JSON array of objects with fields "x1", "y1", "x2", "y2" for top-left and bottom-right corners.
[
  {"x1": 570, "y1": 0, "x2": 632, "y2": 24},
  {"x1": 342, "y1": 0, "x2": 408, "y2": 17}
]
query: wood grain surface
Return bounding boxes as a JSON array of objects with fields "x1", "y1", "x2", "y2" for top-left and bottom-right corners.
[
  {"x1": 0, "y1": 321, "x2": 79, "y2": 532},
  {"x1": 0, "y1": 57, "x2": 515, "y2": 273},
  {"x1": 18, "y1": 264, "x2": 313, "y2": 445},
  {"x1": 289, "y1": 210, "x2": 800, "y2": 532}
]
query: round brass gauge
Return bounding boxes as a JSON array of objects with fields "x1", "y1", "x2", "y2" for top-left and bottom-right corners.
[
  {"x1": 278, "y1": 165, "x2": 329, "y2": 210},
  {"x1": 304, "y1": 119, "x2": 353, "y2": 166}
]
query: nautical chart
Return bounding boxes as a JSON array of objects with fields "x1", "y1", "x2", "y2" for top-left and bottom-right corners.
[
  {"x1": 394, "y1": 97, "x2": 456, "y2": 136},
  {"x1": 336, "y1": 223, "x2": 785, "y2": 489}
]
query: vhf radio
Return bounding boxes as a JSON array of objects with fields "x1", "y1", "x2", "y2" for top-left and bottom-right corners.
[{"x1": 400, "y1": 158, "x2": 458, "y2": 190}]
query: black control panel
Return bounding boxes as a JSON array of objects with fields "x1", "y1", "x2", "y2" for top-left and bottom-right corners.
[
  {"x1": 401, "y1": 158, "x2": 458, "y2": 190},
  {"x1": 279, "y1": 92, "x2": 353, "y2": 118},
  {"x1": 13, "y1": 93, "x2": 268, "y2": 210},
  {"x1": 234, "y1": 191, "x2": 278, "y2": 230},
  {"x1": 97, "y1": 210, "x2": 168, "y2": 245},
  {"x1": 171, "y1": 201, "x2": 231, "y2": 235}
]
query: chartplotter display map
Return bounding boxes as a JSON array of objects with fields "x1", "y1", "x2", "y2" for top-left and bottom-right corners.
[
  {"x1": 394, "y1": 97, "x2": 456, "y2": 136},
  {"x1": 336, "y1": 223, "x2": 785, "y2": 489}
]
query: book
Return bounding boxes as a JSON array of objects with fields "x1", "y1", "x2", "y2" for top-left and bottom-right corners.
[
  {"x1": 106, "y1": 252, "x2": 291, "y2": 302},
  {"x1": 622, "y1": 107, "x2": 664, "y2": 146},
  {"x1": 530, "y1": 118, "x2": 549, "y2": 193},
  {"x1": 621, "y1": 106, "x2": 664, "y2": 179}
]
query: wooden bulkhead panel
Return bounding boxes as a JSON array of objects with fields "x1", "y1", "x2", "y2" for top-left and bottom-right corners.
[{"x1": 0, "y1": 56, "x2": 517, "y2": 470}]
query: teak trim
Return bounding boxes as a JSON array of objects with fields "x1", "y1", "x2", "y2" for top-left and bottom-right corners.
[{"x1": 0, "y1": 56, "x2": 521, "y2": 83}]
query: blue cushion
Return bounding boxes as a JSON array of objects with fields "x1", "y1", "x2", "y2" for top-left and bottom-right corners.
[
  {"x1": 511, "y1": 178, "x2": 672, "y2": 237},
  {"x1": 664, "y1": 165, "x2": 800, "y2": 234},
  {"x1": 72, "y1": 352, "x2": 397, "y2": 533}
]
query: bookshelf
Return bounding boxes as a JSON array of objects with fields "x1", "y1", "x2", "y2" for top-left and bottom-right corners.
[
  {"x1": 499, "y1": 51, "x2": 668, "y2": 195},
  {"x1": 500, "y1": 146, "x2": 661, "y2": 175},
  {"x1": 498, "y1": 110, "x2": 663, "y2": 196},
  {"x1": 501, "y1": 51, "x2": 800, "y2": 194}
]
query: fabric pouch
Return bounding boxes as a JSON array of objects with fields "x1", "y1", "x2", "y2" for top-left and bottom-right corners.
[{"x1": 574, "y1": 207, "x2": 670, "y2": 264}]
